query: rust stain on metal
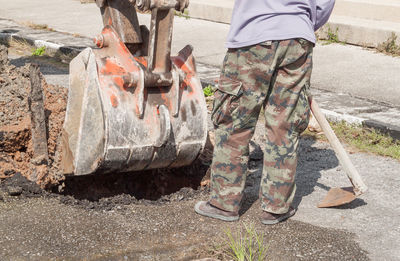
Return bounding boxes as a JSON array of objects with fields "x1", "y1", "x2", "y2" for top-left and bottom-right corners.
[
  {"x1": 110, "y1": 94, "x2": 118, "y2": 108},
  {"x1": 318, "y1": 187, "x2": 356, "y2": 208},
  {"x1": 100, "y1": 59, "x2": 126, "y2": 75}
]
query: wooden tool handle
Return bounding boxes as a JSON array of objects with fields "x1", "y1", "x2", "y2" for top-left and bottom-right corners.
[{"x1": 309, "y1": 98, "x2": 368, "y2": 195}]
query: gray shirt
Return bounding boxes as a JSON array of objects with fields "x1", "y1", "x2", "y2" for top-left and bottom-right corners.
[{"x1": 226, "y1": 0, "x2": 335, "y2": 48}]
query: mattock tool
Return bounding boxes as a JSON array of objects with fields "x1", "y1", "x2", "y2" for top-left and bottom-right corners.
[
  {"x1": 62, "y1": 0, "x2": 208, "y2": 175},
  {"x1": 309, "y1": 97, "x2": 368, "y2": 208}
]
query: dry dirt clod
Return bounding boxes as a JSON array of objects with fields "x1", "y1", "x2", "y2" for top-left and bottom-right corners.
[
  {"x1": 28, "y1": 63, "x2": 49, "y2": 166},
  {"x1": 0, "y1": 172, "x2": 44, "y2": 197},
  {"x1": 0, "y1": 45, "x2": 8, "y2": 68},
  {"x1": 30, "y1": 155, "x2": 48, "y2": 165},
  {"x1": 7, "y1": 186, "x2": 23, "y2": 196}
]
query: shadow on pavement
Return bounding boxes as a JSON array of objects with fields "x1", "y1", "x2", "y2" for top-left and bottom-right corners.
[
  {"x1": 293, "y1": 137, "x2": 339, "y2": 208},
  {"x1": 240, "y1": 136, "x2": 366, "y2": 215},
  {"x1": 60, "y1": 160, "x2": 209, "y2": 202},
  {"x1": 335, "y1": 198, "x2": 367, "y2": 209},
  {"x1": 9, "y1": 56, "x2": 68, "y2": 76}
]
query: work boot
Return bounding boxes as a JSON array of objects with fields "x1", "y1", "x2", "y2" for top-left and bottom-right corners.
[
  {"x1": 194, "y1": 201, "x2": 239, "y2": 222},
  {"x1": 261, "y1": 207, "x2": 296, "y2": 225}
]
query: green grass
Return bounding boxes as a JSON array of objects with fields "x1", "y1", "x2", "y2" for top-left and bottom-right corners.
[
  {"x1": 31, "y1": 24, "x2": 50, "y2": 30},
  {"x1": 175, "y1": 8, "x2": 190, "y2": 19},
  {"x1": 321, "y1": 27, "x2": 341, "y2": 45},
  {"x1": 22, "y1": 21, "x2": 55, "y2": 32},
  {"x1": 303, "y1": 121, "x2": 400, "y2": 160},
  {"x1": 377, "y1": 32, "x2": 400, "y2": 56},
  {"x1": 32, "y1": 46, "x2": 46, "y2": 56},
  {"x1": 212, "y1": 223, "x2": 268, "y2": 261},
  {"x1": 203, "y1": 85, "x2": 215, "y2": 97}
]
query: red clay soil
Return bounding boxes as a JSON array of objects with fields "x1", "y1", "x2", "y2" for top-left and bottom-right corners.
[{"x1": 0, "y1": 45, "x2": 67, "y2": 188}]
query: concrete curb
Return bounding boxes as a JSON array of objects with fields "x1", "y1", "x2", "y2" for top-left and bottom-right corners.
[
  {"x1": 2, "y1": 31, "x2": 400, "y2": 141},
  {"x1": 320, "y1": 109, "x2": 400, "y2": 140},
  {"x1": 318, "y1": 18, "x2": 400, "y2": 48},
  {"x1": 0, "y1": 32, "x2": 84, "y2": 58},
  {"x1": 320, "y1": 109, "x2": 365, "y2": 126},
  {"x1": 363, "y1": 120, "x2": 400, "y2": 141}
]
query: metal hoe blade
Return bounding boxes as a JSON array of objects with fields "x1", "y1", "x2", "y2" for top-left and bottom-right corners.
[
  {"x1": 310, "y1": 98, "x2": 368, "y2": 208},
  {"x1": 317, "y1": 187, "x2": 356, "y2": 208}
]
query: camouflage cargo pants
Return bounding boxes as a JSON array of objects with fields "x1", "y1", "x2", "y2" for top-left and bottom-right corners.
[{"x1": 210, "y1": 39, "x2": 313, "y2": 214}]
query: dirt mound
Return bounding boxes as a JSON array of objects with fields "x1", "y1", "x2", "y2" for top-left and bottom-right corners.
[
  {"x1": 0, "y1": 45, "x2": 31, "y2": 154},
  {"x1": 0, "y1": 172, "x2": 45, "y2": 197},
  {"x1": 57, "y1": 160, "x2": 209, "y2": 210},
  {"x1": 0, "y1": 163, "x2": 208, "y2": 211},
  {"x1": 59, "y1": 186, "x2": 208, "y2": 211},
  {"x1": 0, "y1": 44, "x2": 67, "y2": 187},
  {"x1": 0, "y1": 46, "x2": 30, "y2": 127}
]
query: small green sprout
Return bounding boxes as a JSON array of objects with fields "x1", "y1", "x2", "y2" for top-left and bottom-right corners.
[
  {"x1": 32, "y1": 46, "x2": 46, "y2": 56},
  {"x1": 203, "y1": 85, "x2": 215, "y2": 97}
]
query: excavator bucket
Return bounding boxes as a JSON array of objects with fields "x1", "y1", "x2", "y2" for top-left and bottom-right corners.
[{"x1": 61, "y1": 0, "x2": 208, "y2": 175}]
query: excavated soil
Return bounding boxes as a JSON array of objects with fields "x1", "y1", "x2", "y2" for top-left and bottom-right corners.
[
  {"x1": 0, "y1": 172, "x2": 45, "y2": 198},
  {"x1": 58, "y1": 158, "x2": 210, "y2": 210},
  {"x1": 0, "y1": 44, "x2": 67, "y2": 187}
]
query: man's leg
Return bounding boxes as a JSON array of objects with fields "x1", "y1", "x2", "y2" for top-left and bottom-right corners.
[
  {"x1": 260, "y1": 39, "x2": 313, "y2": 220},
  {"x1": 196, "y1": 45, "x2": 275, "y2": 218}
]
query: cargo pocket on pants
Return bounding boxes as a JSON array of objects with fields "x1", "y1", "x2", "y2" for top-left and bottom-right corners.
[
  {"x1": 211, "y1": 77, "x2": 243, "y2": 127},
  {"x1": 293, "y1": 84, "x2": 311, "y2": 134}
]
